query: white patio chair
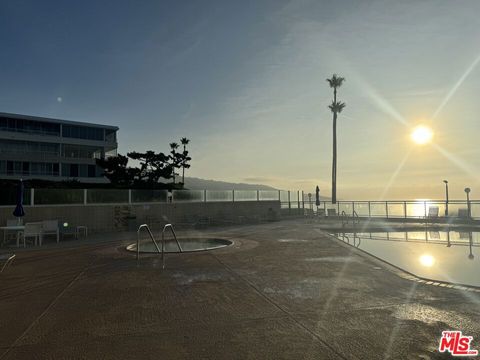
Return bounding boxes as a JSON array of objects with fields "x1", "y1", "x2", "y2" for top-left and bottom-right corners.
[
  {"x1": 6, "y1": 219, "x2": 23, "y2": 244},
  {"x1": 41, "y1": 220, "x2": 60, "y2": 243},
  {"x1": 20, "y1": 223, "x2": 43, "y2": 247},
  {"x1": 327, "y1": 208, "x2": 337, "y2": 217},
  {"x1": 427, "y1": 206, "x2": 439, "y2": 218}
]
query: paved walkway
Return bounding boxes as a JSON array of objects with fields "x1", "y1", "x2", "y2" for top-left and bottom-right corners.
[{"x1": 0, "y1": 220, "x2": 478, "y2": 359}]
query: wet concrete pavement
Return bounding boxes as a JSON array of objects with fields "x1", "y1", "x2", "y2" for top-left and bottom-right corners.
[{"x1": 0, "y1": 219, "x2": 478, "y2": 359}]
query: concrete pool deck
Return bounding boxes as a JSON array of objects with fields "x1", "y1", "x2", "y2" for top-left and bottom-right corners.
[{"x1": 0, "y1": 219, "x2": 478, "y2": 359}]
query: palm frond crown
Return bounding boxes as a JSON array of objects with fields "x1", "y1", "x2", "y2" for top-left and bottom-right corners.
[
  {"x1": 328, "y1": 101, "x2": 346, "y2": 113},
  {"x1": 326, "y1": 74, "x2": 345, "y2": 89}
]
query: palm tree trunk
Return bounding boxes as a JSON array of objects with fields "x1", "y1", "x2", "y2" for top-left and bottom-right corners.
[
  {"x1": 332, "y1": 112, "x2": 337, "y2": 204},
  {"x1": 332, "y1": 86, "x2": 337, "y2": 204},
  {"x1": 182, "y1": 145, "x2": 186, "y2": 184}
]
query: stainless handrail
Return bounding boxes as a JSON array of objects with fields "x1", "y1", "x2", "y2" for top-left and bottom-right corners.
[
  {"x1": 161, "y1": 224, "x2": 182, "y2": 269},
  {"x1": 341, "y1": 211, "x2": 348, "y2": 227},
  {"x1": 0, "y1": 253, "x2": 16, "y2": 273},
  {"x1": 353, "y1": 210, "x2": 360, "y2": 225},
  {"x1": 137, "y1": 224, "x2": 161, "y2": 261}
]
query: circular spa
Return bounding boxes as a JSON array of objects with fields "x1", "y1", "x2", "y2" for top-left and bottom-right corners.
[{"x1": 126, "y1": 238, "x2": 233, "y2": 253}]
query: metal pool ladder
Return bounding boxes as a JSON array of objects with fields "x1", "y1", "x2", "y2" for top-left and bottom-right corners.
[
  {"x1": 341, "y1": 211, "x2": 360, "y2": 227},
  {"x1": 137, "y1": 223, "x2": 183, "y2": 269}
]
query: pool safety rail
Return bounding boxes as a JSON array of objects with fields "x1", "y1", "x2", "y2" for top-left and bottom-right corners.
[
  {"x1": 1, "y1": 187, "x2": 478, "y2": 221},
  {"x1": 313, "y1": 200, "x2": 480, "y2": 221},
  {"x1": 136, "y1": 223, "x2": 182, "y2": 269},
  {"x1": 0, "y1": 188, "x2": 301, "y2": 207},
  {"x1": 0, "y1": 253, "x2": 15, "y2": 273},
  {"x1": 341, "y1": 210, "x2": 360, "y2": 227}
]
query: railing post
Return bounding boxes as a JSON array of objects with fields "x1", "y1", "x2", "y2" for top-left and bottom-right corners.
[
  {"x1": 204, "y1": 189, "x2": 207, "y2": 202},
  {"x1": 297, "y1": 191, "x2": 300, "y2": 209},
  {"x1": 301, "y1": 191, "x2": 305, "y2": 209},
  {"x1": 352, "y1": 201, "x2": 355, "y2": 216},
  {"x1": 278, "y1": 190, "x2": 281, "y2": 202},
  {"x1": 128, "y1": 189, "x2": 132, "y2": 204},
  {"x1": 257, "y1": 190, "x2": 260, "y2": 202},
  {"x1": 30, "y1": 188, "x2": 35, "y2": 206},
  {"x1": 424, "y1": 201, "x2": 427, "y2": 218},
  {"x1": 84, "y1": 189, "x2": 87, "y2": 205},
  {"x1": 368, "y1": 201, "x2": 371, "y2": 217},
  {"x1": 232, "y1": 190, "x2": 235, "y2": 202},
  {"x1": 337, "y1": 202, "x2": 340, "y2": 216},
  {"x1": 288, "y1": 191, "x2": 291, "y2": 210},
  {"x1": 404, "y1": 201, "x2": 407, "y2": 219},
  {"x1": 385, "y1": 201, "x2": 389, "y2": 218}
]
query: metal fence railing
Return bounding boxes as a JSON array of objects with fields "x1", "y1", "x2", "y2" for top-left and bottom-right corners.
[
  {"x1": 0, "y1": 188, "x2": 302, "y2": 207},
  {"x1": 309, "y1": 200, "x2": 480, "y2": 220},
  {"x1": 0, "y1": 187, "x2": 478, "y2": 220}
]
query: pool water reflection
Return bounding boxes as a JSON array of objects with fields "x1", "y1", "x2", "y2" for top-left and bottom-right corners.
[{"x1": 332, "y1": 230, "x2": 479, "y2": 288}]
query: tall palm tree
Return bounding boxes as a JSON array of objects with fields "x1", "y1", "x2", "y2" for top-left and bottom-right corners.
[
  {"x1": 326, "y1": 74, "x2": 346, "y2": 204},
  {"x1": 169, "y1": 142, "x2": 179, "y2": 183},
  {"x1": 180, "y1": 137, "x2": 190, "y2": 184}
]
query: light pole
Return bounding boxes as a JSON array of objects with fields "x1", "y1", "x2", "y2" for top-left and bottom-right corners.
[
  {"x1": 468, "y1": 232, "x2": 474, "y2": 260},
  {"x1": 443, "y1": 180, "x2": 449, "y2": 217},
  {"x1": 464, "y1": 188, "x2": 471, "y2": 219}
]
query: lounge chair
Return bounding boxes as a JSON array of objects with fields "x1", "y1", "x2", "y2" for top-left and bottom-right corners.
[
  {"x1": 427, "y1": 206, "x2": 439, "y2": 218},
  {"x1": 5, "y1": 219, "x2": 23, "y2": 245},
  {"x1": 317, "y1": 209, "x2": 326, "y2": 217},
  {"x1": 20, "y1": 223, "x2": 43, "y2": 247},
  {"x1": 41, "y1": 220, "x2": 60, "y2": 243},
  {"x1": 425, "y1": 206, "x2": 439, "y2": 224},
  {"x1": 0, "y1": 253, "x2": 15, "y2": 273},
  {"x1": 327, "y1": 209, "x2": 337, "y2": 217}
]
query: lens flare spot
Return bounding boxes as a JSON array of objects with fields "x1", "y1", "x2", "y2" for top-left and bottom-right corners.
[{"x1": 419, "y1": 254, "x2": 435, "y2": 267}]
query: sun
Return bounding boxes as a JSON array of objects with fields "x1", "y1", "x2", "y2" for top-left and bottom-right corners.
[{"x1": 411, "y1": 125, "x2": 434, "y2": 145}]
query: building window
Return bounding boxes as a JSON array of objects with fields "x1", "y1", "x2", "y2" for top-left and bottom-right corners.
[
  {"x1": 6, "y1": 161, "x2": 13, "y2": 175},
  {"x1": 105, "y1": 129, "x2": 116, "y2": 142},
  {"x1": 0, "y1": 139, "x2": 59, "y2": 156},
  {"x1": 0, "y1": 117, "x2": 60, "y2": 136},
  {"x1": 22, "y1": 162, "x2": 30, "y2": 175},
  {"x1": 88, "y1": 165, "x2": 96, "y2": 177},
  {"x1": 70, "y1": 164, "x2": 79, "y2": 177},
  {"x1": 1, "y1": 161, "x2": 59, "y2": 176},
  {"x1": 62, "y1": 125, "x2": 104, "y2": 141},
  {"x1": 62, "y1": 144, "x2": 103, "y2": 159}
]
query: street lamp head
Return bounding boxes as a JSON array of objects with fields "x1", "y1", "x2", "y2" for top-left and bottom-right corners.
[
  {"x1": 443, "y1": 180, "x2": 448, "y2": 184},
  {"x1": 465, "y1": 187, "x2": 471, "y2": 194}
]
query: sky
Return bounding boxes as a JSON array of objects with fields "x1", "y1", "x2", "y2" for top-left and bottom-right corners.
[{"x1": 1, "y1": 0, "x2": 480, "y2": 200}]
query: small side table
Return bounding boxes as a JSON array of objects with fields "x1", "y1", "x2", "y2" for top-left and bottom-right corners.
[{"x1": 76, "y1": 226, "x2": 88, "y2": 238}]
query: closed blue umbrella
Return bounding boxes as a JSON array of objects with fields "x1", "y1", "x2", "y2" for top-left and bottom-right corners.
[
  {"x1": 315, "y1": 186, "x2": 321, "y2": 207},
  {"x1": 12, "y1": 180, "x2": 25, "y2": 221}
]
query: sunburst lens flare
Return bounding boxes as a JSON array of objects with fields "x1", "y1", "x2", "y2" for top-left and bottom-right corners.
[{"x1": 411, "y1": 125, "x2": 433, "y2": 145}]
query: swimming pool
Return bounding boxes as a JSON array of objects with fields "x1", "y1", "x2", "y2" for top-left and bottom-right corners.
[
  {"x1": 126, "y1": 237, "x2": 233, "y2": 253},
  {"x1": 331, "y1": 230, "x2": 479, "y2": 288}
]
